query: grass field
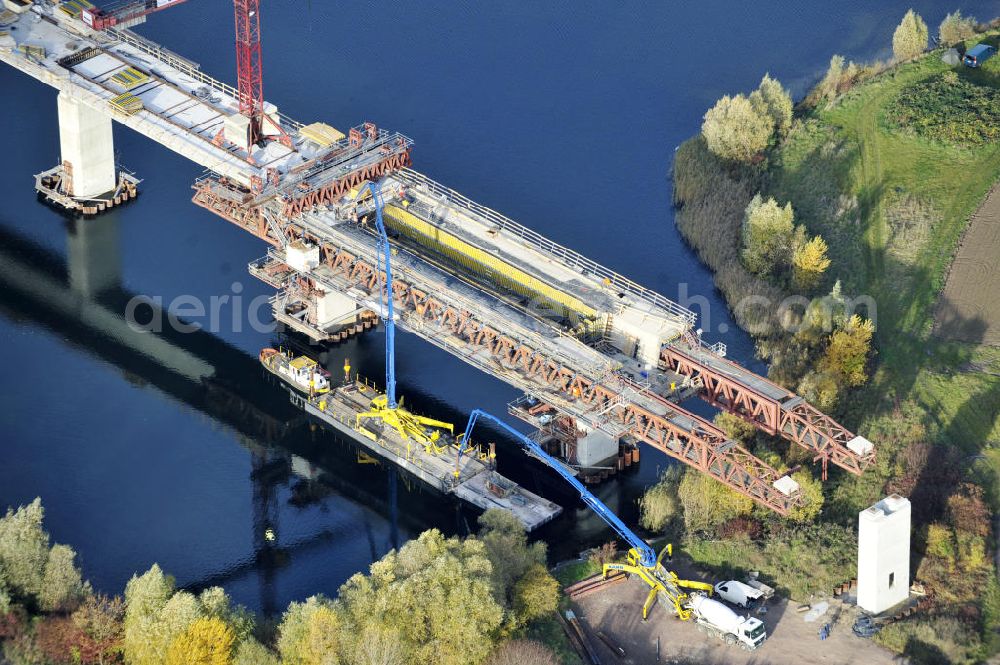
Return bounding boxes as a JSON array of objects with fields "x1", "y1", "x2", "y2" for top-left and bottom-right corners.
[
  {"x1": 769, "y1": 45, "x2": 1000, "y2": 451},
  {"x1": 673, "y1": 37, "x2": 1000, "y2": 662}
]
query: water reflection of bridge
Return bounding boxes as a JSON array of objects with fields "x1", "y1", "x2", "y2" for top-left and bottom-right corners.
[{"x1": 0, "y1": 213, "x2": 450, "y2": 614}]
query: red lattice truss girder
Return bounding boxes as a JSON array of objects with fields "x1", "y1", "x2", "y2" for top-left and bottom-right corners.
[
  {"x1": 193, "y1": 180, "x2": 807, "y2": 513},
  {"x1": 191, "y1": 150, "x2": 410, "y2": 236},
  {"x1": 280, "y1": 149, "x2": 412, "y2": 219},
  {"x1": 660, "y1": 344, "x2": 874, "y2": 477}
]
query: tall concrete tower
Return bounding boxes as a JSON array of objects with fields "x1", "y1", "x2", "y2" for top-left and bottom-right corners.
[{"x1": 857, "y1": 494, "x2": 911, "y2": 614}]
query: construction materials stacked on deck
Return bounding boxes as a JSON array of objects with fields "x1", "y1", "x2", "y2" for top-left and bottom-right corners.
[{"x1": 287, "y1": 377, "x2": 562, "y2": 531}]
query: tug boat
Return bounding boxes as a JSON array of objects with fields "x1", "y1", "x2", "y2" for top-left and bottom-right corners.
[{"x1": 259, "y1": 348, "x2": 331, "y2": 394}]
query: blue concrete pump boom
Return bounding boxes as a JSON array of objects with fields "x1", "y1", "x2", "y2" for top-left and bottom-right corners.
[
  {"x1": 357, "y1": 180, "x2": 396, "y2": 409},
  {"x1": 458, "y1": 409, "x2": 657, "y2": 567}
]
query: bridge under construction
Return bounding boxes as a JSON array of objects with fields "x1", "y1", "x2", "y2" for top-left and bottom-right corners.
[{"x1": 0, "y1": 0, "x2": 875, "y2": 515}]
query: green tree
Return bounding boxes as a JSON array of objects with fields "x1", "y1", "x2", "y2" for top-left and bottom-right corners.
[
  {"x1": 678, "y1": 469, "x2": 754, "y2": 533},
  {"x1": 742, "y1": 194, "x2": 795, "y2": 275},
  {"x1": 0, "y1": 576, "x2": 11, "y2": 615},
  {"x1": 893, "y1": 10, "x2": 929, "y2": 61},
  {"x1": 337, "y1": 530, "x2": 503, "y2": 665},
  {"x1": 791, "y1": 235, "x2": 831, "y2": 291},
  {"x1": 165, "y1": 617, "x2": 234, "y2": 665},
  {"x1": 714, "y1": 412, "x2": 757, "y2": 443},
  {"x1": 786, "y1": 471, "x2": 824, "y2": 523},
  {"x1": 701, "y1": 94, "x2": 774, "y2": 162},
  {"x1": 123, "y1": 565, "x2": 190, "y2": 665},
  {"x1": 197, "y1": 587, "x2": 252, "y2": 645},
  {"x1": 478, "y1": 509, "x2": 548, "y2": 631},
  {"x1": 819, "y1": 314, "x2": 875, "y2": 387},
  {"x1": 233, "y1": 638, "x2": 280, "y2": 665},
  {"x1": 750, "y1": 74, "x2": 793, "y2": 137},
  {"x1": 638, "y1": 467, "x2": 681, "y2": 532},
  {"x1": 797, "y1": 368, "x2": 840, "y2": 411},
  {"x1": 276, "y1": 597, "x2": 343, "y2": 665},
  {"x1": 802, "y1": 280, "x2": 849, "y2": 333},
  {"x1": 816, "y1": 55, "x2": 845, "y2": 101},
  {"x1": 938, "y1": 10, "x2": 977, "y2": 46},
  {"x1": 154, "y1": 593, "x2": 202, "y2": 659},
  {"x1": 512, "y1": 563, "x2": 559, "y2": 623},
  {"x1": 123, "y1": 566, "x2": 173, "y2": 665},
  {"x1": 349, "y1": 625, "x2": 406, "y2": 665},
  {"x1": 0, "y1": 498, "x2": 49, "y2": 603},
  {"x1": 39, "y1": 544, "x2": 86, "y2": 613}
]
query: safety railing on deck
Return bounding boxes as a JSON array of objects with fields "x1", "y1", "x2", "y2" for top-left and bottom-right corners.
[
  {"x1": 105, "y1": 27, "x2": 304, "y2": 131},
  {"x1": 299, "y1": 210, "x2": 616, "y2": 380},
  {"x1": 397, "y1": 169, "x2": 697, "y2": 326}
]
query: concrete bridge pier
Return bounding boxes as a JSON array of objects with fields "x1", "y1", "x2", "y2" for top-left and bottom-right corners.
[{"x1": 57, "y1": 91, "x2": 117, "y2": 199}]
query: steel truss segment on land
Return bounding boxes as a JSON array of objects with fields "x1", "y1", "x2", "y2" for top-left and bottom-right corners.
[{"x1": 660, "y1": 342, "x2": 875, "y2": 477}]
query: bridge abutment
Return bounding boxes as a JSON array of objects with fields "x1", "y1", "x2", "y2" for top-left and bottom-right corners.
[{"x1": 57, "y1": 92, "x2": 116, "y2": 198}]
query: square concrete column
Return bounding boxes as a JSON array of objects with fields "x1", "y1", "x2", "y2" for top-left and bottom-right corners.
[
  {"x1": 857, "y1": 494, "x2": 911, "y2": 614},
  {"x1": 315, "y1": 289, "x2": 361, "y2": 328},
  {"x1": 58, "y1": 91, "x2": 116, "y2": 198},
  {"x1": 575, "y1": 425, "x2": 618, "y2": 467}
]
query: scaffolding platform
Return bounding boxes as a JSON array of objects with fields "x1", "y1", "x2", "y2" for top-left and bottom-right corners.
[
  {"x1": 33, "y1": 163, "x2": 139, "y2": 215},
  {"x1": 290, "y1": 379, "x2": 562, "y2": 531}
]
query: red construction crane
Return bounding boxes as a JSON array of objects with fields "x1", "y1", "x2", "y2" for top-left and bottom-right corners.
[
  {"x1": 233, "y1": 0, "x2": 291, "y2": 151},
  {"x1": 82, "y1": 0, "x2": 189, "y2": 31},
  {"x1": 233, "y1": 0, "x2": 263, "y2": 143},
  {"x1": 86, "y1": 1, "x2": 291, "y2": 155}
]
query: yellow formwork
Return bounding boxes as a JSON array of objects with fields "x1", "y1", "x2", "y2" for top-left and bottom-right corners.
[
  {"x1": 108, "y1": 92, "x2": 143, "y2": 116},
  {"x1": 384, "y1": 204, "x2": 597, "y2": 321},
  {"x1": 110, "y1": 66, "x2": 150, "y2": 90},
  {"x1": 59, "y1": 0, "x2": 93, "y2": 19},
  {"x1": 300, "y1": 122, "x2": 345, "y2": 148}
]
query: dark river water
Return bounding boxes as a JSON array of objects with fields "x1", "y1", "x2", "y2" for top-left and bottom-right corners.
[{"x1": 1, "y1": 1, "x2": 992, "y2": 614}]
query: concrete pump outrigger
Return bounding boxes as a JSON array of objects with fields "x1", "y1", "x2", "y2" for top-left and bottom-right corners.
[
  {"x1": 601, "y1": 543, "x2": 714, "y2": 621},
  {"x1": 456, "y1": 409, "x2": 767, "y2": 650}
]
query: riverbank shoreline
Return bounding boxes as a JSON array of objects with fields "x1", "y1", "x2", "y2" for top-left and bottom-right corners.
[{"x1": 670, "y1": 27, "x2": 1000, "y2": 663}]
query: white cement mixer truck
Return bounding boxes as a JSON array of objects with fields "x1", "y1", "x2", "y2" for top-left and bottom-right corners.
[{"x1": 690, "y1": 594, "x2": 767, "y2": 650}]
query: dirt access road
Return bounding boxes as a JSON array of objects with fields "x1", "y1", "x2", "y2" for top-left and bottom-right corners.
[
  {"x1": 934, "y1": 182, "x2": 1000, "y2": 346},
  {"x1": 571, "y1": 577, "x2": 903, "y2": 665}
]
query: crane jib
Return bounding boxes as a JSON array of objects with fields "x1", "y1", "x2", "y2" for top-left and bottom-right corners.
[
  {"x1": 458, "y1": 409, "x2": 657, "y2": 567},
  {"x1": 357, "y1": 181, "x2": 397, "y2": 409}
]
